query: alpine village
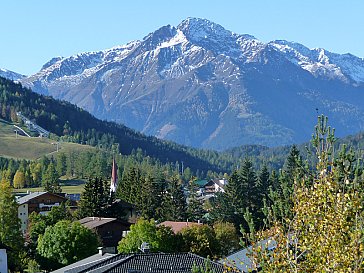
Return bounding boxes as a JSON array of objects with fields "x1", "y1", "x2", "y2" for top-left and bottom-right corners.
[{"x1": 2, "y1": 5, "x2": 364, "y2": 273}]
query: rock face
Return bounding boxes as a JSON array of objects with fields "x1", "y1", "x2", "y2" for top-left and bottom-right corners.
[
  {"x1": 19, "y1": 18, "x2": 364, "y2": 150},
  {"x1": 0, "y1": 68, "x2": 25, "y2": 81}
]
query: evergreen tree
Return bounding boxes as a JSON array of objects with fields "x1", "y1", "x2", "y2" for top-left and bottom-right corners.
[
  {"x1": 118, "y1": 165, "x2": 142, "y2": 204},
  {"x1": 283, "y1": 144, "x2": 301, "y2": 177},
  {"x1": 162, "y1": 176, "x2": 187, "y2": 221},
  {"x1": 257, "y1": 165, "x2": 270, "y2": 200},
  {"x1": 254, "y1": 165, "x2": 270, "y2": 226},
  {"x1": 77, "y1": 177, "x2": 109, "y2": 218},
  {"x1": 262, "y1": 146, "x2": 305, "y2": 228},
  {"x1": 139, "y1": 174, "x2": 159, "y2": 219},
  {"x1": 42, "y1": 162, "x2": 61, "y2": 193},
  {"x1": 187, "y1": 177, "x2": 205, "y2": 222},
  {"x1": 30, "y1": 162, "x2": 42, "y2": 187},
  {"x1": 224, "y1": 170, "x2": 244, "y2": 220},
  {"x1": 56, "y1": 152, "x2": 67, "y2": 177}
]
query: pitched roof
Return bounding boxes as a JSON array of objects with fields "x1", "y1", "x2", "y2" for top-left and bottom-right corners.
[
  {"x1": 223, "y1": 238, "x2": 276, "y2": 272},
  {"x1": 157, "y1": 221, "x2": 202, "y2": 234},
  {"x1": 61, "y1": 253, "x2": 224, "y2": 273},
  {"x1": 51, "y1": 253, "x2": 115, "y2": 273},
  {"x1": 212, "y1": 179, "x2": 226, "y2": 189},
  {"x1": 17, "y1": 191, "x2": 67, "y2": 205},
  {"x1": 194, "y1": 180, "x2": 208, "y2": 187},
  {"x1": 16, "y1": 191, "x2": 47, "y2": 204},
  {"x1": 79, "y1": 217, "x2": 120, "y2": 229}
]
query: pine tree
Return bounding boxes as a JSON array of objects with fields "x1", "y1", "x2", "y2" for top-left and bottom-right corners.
[
  {"x1": 187, "y1": 177, "x2": 204, "y2": 222},
  {"x1": 77, "y1": 177, "x2": 109, "y2": 218},
  {"x1": 118, "y1": 166, "x2": 142, "y2": 204},
  {"x1": 56, "y1": 152, "x2": 67, "y2": 177},
  {"x1": 162, "y1": 175, "x2": 187, "y2": 221},
  {"x1": 42, "y1": 162, "x2": 61, "y2": 193},
  {"x1": 139, "y1": 174, "x2": 158, "y2": 219}
]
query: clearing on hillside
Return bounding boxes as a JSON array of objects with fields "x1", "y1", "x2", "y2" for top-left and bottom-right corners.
[{"x1": 0, "y1": 119, "x2": 95, "y2": 160}]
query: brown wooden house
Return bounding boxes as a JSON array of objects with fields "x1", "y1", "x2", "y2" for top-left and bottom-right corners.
[{"x1": 79, "y1": 217, "x2": 131, "y2": 254}]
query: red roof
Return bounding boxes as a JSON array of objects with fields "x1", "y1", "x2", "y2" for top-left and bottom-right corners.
[{"x1": 157, "y1": 221, "x2": 202, "y2": 234}]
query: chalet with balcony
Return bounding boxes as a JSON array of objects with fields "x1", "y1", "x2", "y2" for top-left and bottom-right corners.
[{"x1": 17, "y1": 191, "x2": 67, "y2": 233}]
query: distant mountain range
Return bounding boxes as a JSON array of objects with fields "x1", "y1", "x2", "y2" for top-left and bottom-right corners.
[
  {"x1": 3, "y1": 18, "x2": 364, "y2": 150},
  {"x1": 0, "y1": 68, "x2": 25, "y2": 81}
]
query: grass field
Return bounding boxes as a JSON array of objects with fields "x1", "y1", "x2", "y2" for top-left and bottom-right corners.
[
  {"x1": 13, "y1": 184, "x2": 85, "y2": 194},
  {"x1": 0, "y1": 119, "x2": 95, "y2": 160},
  {"x1": 13, "y1": 178, "x2": 86, "y2": 194}
]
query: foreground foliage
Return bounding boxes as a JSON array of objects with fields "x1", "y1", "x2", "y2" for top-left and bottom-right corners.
[
  {"x1": 249, "y1": 116, "x2": 364, "y2": 272},
  {"x1": 0, "y1": 179, "x2": 25, "y2": 271}
]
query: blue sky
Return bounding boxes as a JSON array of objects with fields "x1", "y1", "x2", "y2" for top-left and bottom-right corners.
[{"x1": 2, "y1": 0, "x2": 363, "y2": 75}]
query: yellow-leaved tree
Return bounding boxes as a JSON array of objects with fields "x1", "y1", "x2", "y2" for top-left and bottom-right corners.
[{"x1": 249, "y1": 116, "x2": 364, "y2": 272}]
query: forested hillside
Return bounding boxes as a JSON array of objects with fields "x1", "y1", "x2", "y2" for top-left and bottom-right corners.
[
  {"x1": 2, "y1": 75, "x2": 364, "y2": 179},
  {"x1": 0, "y1": 76, "x2": 225, "y2": 173}
]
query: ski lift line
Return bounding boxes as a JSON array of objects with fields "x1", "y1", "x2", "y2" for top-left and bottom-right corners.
[
  {"x1": 16, "y1": 112, "x2": 50, "y2": 137},
  {"x1": 13, "y1": 125, "x2": 31, "y2": 137}
]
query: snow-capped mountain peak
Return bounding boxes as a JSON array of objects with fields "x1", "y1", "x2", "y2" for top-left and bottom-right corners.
[
  {"x1": 14, "y1": 18, "x2": 364, "y2": 150},
  {"x1": 270, "y1": 40, "x2": 364, "y2": 83},
  {"x1": 177, "y1": 17, "x2": 232, "y2": 41}
]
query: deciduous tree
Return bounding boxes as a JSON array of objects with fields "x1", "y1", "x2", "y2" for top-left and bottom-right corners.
[
  {"x1": 13, "y1": 169, "x2": 25, "y2": 188},
  {"x1": 0, "y1": 179, "x2": 25, "y2": 271},
  {"x1": 250, "y1": 116, "x2": 364, "y2": 272},
  {"x1": 37, "y1": 220, "x2": 99, "y2": 270}
]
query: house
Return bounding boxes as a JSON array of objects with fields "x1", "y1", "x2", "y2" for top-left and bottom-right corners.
[
  {"x1": 194, "y1": 179, "x2": 209, "y2": 196},
  {"x1": 0, "y1": 242, "x2": 10, "y2": 273},
  {"x1": 223, "y1": 238, "x2": 276, "y2": 272},
  {"x1": 157, "y1": 221, "x2": 202, "y2": 234},
  {"x1": 204, "y1": 179, "x2": 227, "y2": 195},
  {"x1": 52, "y1": 252, "x2": 225, "y2": 273},
  {"x1": 79, "y1": 217, "x2": 131, "y2": 254},
  {"x1": 17, "y1": 191, "x2": 68, "y2": 234},
  {"x1": 105, "y1": 199, "x2": 138, "y2": 223},
  {"x1": 195, "y1": 179, "x2": 228, "y2": 197}
]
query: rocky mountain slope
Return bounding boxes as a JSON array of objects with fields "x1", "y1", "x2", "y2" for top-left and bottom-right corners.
[
  {"x1": 0, "y1": 68, "x2": 25, "y2": 81},
  {"x1": 18, "y1": 18, "x2": 364, "y2": 150}
]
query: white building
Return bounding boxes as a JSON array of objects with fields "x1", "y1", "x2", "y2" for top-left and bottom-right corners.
[
  {"x1": 0, "y1": 243, "x2": 9, "y2": 273},
  {"x1": 17, "y1": 192, "x2": 67, "y2": 234}
]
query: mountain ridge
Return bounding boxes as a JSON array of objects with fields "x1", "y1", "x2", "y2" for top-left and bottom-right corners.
[{"x1": 4, "y1": 17, "x2": 364, "y2": 150}]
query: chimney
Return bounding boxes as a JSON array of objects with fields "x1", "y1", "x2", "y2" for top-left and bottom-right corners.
[{"x1": 98, "y1": 247, "x2": 105, "y2": 256}]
